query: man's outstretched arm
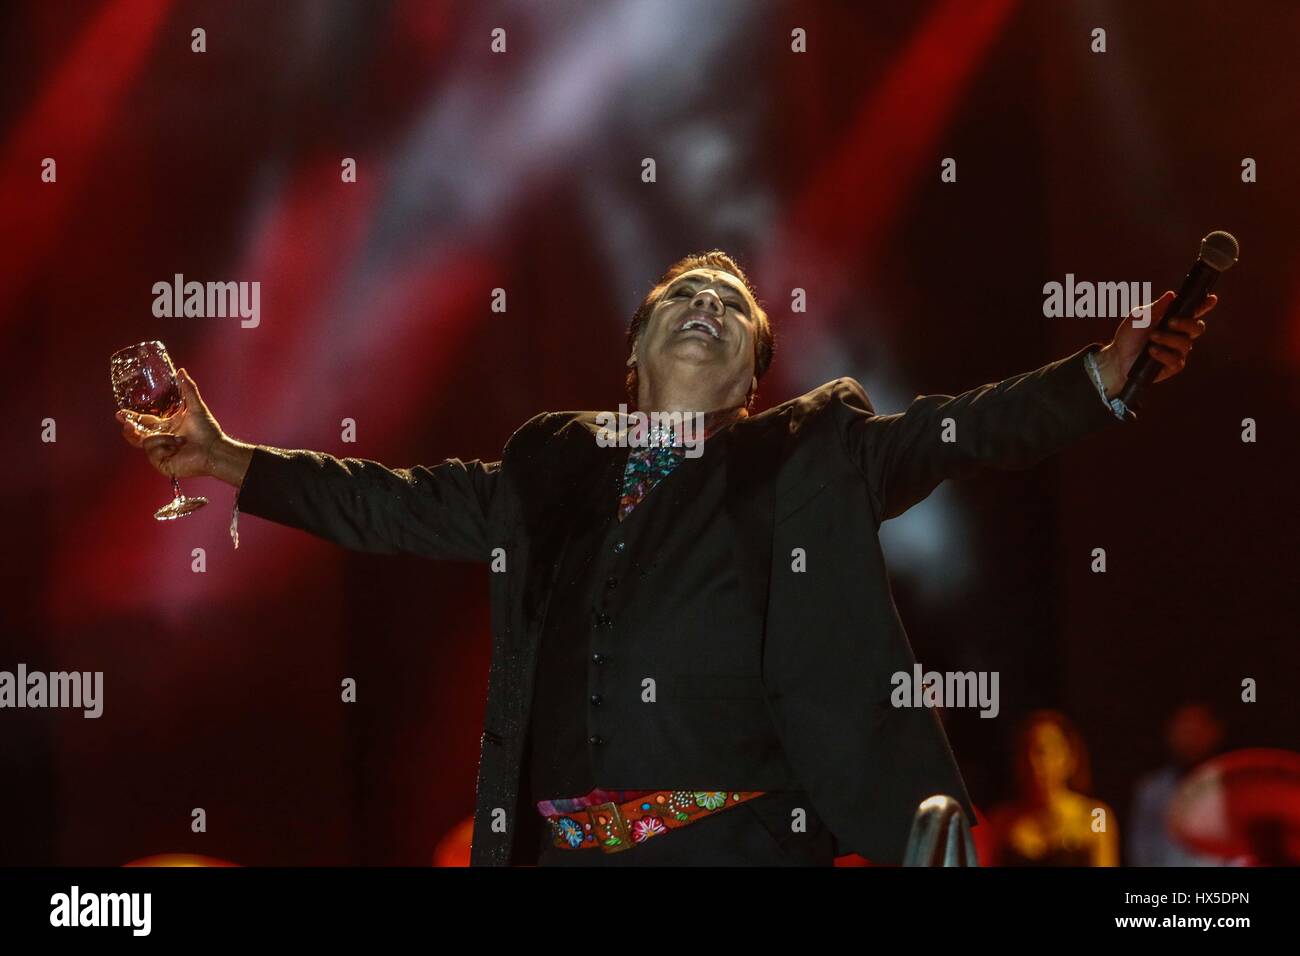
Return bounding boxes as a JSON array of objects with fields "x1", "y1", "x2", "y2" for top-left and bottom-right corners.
[
  {"x1": 230, "y1": 444, "x2": 499, "y2": 560},
  {"x1": 116, "y1": 369, "x2": 500, "y2": 561},
  {"x1": 834, "y1": 291, "x2": 1213, "y2": 523}
]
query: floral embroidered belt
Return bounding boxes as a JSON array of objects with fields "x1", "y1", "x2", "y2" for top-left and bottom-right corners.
[{"x1": 542, "y1": 790, "x2": 767, "y2": 852}]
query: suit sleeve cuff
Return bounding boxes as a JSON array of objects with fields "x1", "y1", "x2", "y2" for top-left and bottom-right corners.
[{"x1": 229, "y1": 445, "x2": 279, "y2": 549}]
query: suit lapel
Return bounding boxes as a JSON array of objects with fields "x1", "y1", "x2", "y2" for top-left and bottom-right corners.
[
  {"x1": 723, "y1": 407, "x2": 792, "y2": 620},
  {"x1": 519, "y1": 415, "x2": 625, "y2": 627}
]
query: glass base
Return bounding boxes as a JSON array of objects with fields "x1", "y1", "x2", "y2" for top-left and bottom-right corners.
[{"x1": 154, "y1": 495, "x2": 208, "y2": 520}]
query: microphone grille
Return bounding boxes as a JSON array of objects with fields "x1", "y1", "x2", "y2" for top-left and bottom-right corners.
[{"x1": 1200, "y1": 230, "x2": 1240, "y2": 271}]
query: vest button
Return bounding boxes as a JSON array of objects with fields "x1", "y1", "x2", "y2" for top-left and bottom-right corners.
[
  {"x1": 588, "y1": 734, "x2": 605, "y2": 746},
  {"x1": 589, "y1": 694, "x2": 603, "y2": 706},
  {"x1": 591, "y1": 653, "x2": 606, "y2": 665}
]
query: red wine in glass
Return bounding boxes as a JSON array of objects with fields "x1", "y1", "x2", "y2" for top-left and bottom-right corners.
[{"x1": 110, "y1": 340, "x2": 208, "y2": 520}]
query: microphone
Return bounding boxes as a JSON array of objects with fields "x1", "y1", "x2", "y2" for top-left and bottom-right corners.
[{"x1": 1117, "y1": 230, "x2": 1239, "y2": 410}]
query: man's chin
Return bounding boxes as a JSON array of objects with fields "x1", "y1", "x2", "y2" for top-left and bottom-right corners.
[{"x1": 663, "y1": 337, "x2": 726, "y2": 363}]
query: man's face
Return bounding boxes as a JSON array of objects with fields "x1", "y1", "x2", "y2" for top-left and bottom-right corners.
[
  {"x1": 631, "y1": 267, "x2": 760, "y2": 404},
  {"x1": 1167, "y1": 705, "x2": 1223, "y2": 767}
]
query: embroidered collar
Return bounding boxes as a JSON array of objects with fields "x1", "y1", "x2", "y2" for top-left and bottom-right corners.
[{"x1": 639, "y1": 403, "x2": 747, "y2": 449}]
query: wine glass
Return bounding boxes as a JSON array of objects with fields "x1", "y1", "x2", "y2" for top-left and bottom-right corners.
[{"x1": 110, "y1": 340, "x2": 208, "y2": 520}]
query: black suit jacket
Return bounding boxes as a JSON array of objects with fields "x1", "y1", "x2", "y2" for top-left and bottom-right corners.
[{"x1": 235, "y1": 343, "x2": 1121, "y2": 864}]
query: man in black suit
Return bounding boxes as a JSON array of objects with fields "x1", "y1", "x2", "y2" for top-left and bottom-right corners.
[{"x1": 117, "y1": 250, "x2": 1212, "y2": 865}]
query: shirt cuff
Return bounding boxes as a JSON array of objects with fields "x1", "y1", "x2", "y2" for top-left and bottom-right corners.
[
  {"x1": 1084, "y1": 347, "x2": 1133, "y2": 422},
  {"x1": 230, "y1": 487, "x2": 242, "y2": 550},
  {"x1": 228, "y1": 445, "x2": 262, "y2": 550}
]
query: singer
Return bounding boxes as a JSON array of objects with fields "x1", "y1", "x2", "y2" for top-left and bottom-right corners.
[{"x1": 116, "y1": 250, "x2": 1214, "y2": 866}]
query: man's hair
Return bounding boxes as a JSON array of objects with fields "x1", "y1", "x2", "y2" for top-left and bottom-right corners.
[{"x1": 624, "y1": 250, "x2": 774, "y2": 405}]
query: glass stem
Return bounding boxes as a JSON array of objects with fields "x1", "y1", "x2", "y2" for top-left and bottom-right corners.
[{"x1": 172, "y1": 476, "x2": 183, "y2": 500}]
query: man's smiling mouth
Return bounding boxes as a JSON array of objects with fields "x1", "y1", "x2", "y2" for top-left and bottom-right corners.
[{"x1": 677, "y1": 311, "x2": 722, "y2": 339}]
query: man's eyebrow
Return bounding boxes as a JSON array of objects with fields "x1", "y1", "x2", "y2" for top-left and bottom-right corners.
[{"x1": 667, "y1": 274, "x2": 751, "y2": 305}]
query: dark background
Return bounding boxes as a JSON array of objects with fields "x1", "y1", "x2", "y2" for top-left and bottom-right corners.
[{"x1": 2, "y1": 0, "x2": 1296, "y2": 865}]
